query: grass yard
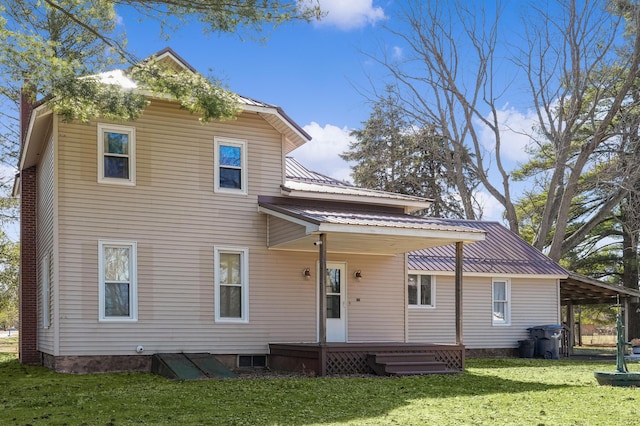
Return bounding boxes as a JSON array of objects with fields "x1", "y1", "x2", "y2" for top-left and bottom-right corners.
[
  {"x1": 1, "y1": 352, "x2": 639, "y2": 426},
  {"x1": 0, "y1": 336, "x2": 18, "y2": 354}
]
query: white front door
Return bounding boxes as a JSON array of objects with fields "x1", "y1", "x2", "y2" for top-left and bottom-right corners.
[{"x1": 325, "y1": 262, "x2": 347, "y2": 342}]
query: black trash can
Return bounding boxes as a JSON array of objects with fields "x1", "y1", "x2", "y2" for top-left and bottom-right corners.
[
  {"x1": 528, "y1": 324, "x2": 563, "y2": 359},
  {"x1": 518, "y1": 339, "x2": 535, "y2": 358}
]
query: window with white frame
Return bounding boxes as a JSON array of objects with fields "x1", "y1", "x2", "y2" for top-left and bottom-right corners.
[
  {"x1": 98, "y1": 124, "x2": 136, "y2": 185},
  {"x1": 41, "y1": 254, "x2": 50, "y2": 329},
  {"x1": 214, "y1": 137, "x2": 247, "y2": 194},
  {"x1": 99, "y1": 240, "x2": 137, "y2": 321},
  {"x1": 492, "y1": 279, "x2": 510, "y2": 325},
  {"x1": 214, "y1": 247, "x2": 249, "y2": 322},
  {"x1": 407, "y1": 274, "x2": 435, "y2": 307}
]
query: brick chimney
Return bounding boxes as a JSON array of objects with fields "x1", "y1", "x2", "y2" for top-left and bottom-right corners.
[
  {"x1": 20, "y1": 84, "x2": 34, "y2": 147},
  {"x1": 18, "y1": 84, "x2": 40, "y2": 366}
]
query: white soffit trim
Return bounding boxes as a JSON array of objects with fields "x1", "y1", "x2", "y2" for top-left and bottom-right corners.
[
  {"x1": 317, "y1": 223, "x2": 486, "y2": 242},
  {"x1": 19, "y1": 104, "x2": 52, "y2": 171}
]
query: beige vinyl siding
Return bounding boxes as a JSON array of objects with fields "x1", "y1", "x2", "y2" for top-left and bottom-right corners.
[
  {"x1": 343, "y1": 254, "x2": 405, "y2": 342},
  {"x1": 408, "y1": 275, "x2": 560, "y2": 348},
  {"x1": 407, "y1": 275, "x2": 456, "y2": 343},
  {"x1": 37, "y1": 134, "x2": 55, "y2": 353},
  {"x1": 267, "y1": 216, "x2": 308, "y2": 247},
  {"x1": 56, "y1": 99, "x2": 356, "y2": 355}
]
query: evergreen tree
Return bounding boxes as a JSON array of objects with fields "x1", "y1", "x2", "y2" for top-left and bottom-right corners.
[{"x1": 341, "y1": 88, "x2": 473, "y2": 218}]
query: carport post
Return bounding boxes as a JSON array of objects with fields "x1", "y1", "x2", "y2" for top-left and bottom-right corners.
[{"x1": 455, "y1": 241, "x2": 463, "y2": 345}]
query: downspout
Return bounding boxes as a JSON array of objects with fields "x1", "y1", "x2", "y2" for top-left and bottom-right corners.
[{"x1": 455, "y1": 242, "x2": 463, "y2": 345}]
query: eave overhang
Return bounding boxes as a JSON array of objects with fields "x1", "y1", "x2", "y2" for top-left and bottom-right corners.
[
  {"x1": 18, "y1": 103, "x2": 53, "y2": 172},
  {"x1": 281, "y1": 182, "x2": 433, "y2": 214},
  {"x1": 259, "y1": 201, "x2": 485, "y2": 255}
]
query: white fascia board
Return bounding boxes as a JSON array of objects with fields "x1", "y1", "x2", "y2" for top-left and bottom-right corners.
[
  {"x1": 242, "y1": 104, "x2": 310, "y2": 143},
  {"x1": 317, "y1": 223, "x2": 485, "y2": 242},
  {"x1": 18, "y1": 104, "x2": 52, "y2": 171},
  {"x1": 258, "y1": 206, "x2": 320, "y2": 234}
]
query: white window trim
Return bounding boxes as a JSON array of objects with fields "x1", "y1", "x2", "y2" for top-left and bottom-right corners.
[
  {"x1": 407, "y1": 273, "x2": 436, "y2": 309},
  {"x1": 214, "y1": 246, "x2": 249, "y2": 323},
  {"x1": 98, "y1": 240, "x2": 138, "y2": 322},
  {"x1": 97, "y1": 123, "x2": 136, "y2": 186},
  {"x1": 214, "y1": 137, "x2": 248, "y2": 195},
  {"x1": 492, "y1": 278, "x2": 511, "y2": 326},
  {"x1": 42, "y1": 254, "x2": 50, "y2": 329}
]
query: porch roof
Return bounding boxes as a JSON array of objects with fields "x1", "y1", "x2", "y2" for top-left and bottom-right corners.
[{"x1": 258, "y1": 198, "x2": 485, "y2": 255}]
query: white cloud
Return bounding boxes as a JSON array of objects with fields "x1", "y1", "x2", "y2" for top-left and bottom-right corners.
[
  {"x1": 392, "y1": 46, "x2": 403, "y2": 60},
  {"x1": 289, "y1": 122, "x2": 355, "y2": 182},
  {"x1": 477, "y1": 106, "x2": 537, "y2": 164},
  {"x1": 312, "y1": 0, "x2": 386, "y2": 30},
  {"x1": 474, "y1": 190, "x2": 506, "y2": 223}
]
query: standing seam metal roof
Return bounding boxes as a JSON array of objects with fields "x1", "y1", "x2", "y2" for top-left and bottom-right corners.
[
  {"x1": 259, "y1": 202, "x2": 485, "y2": 234},
  {"x1": 408, "y1": 219, "x2": 567, "y2": 276}
]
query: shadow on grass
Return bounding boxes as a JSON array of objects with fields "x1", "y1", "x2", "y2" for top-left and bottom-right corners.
[{"x1": 0, "y1": 353, "x2": 582, "y2": 425}]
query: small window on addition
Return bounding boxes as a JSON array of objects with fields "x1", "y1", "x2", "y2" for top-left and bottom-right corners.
[{"x1": 238, "y1": 355, "x2": 267, "y2": 368}]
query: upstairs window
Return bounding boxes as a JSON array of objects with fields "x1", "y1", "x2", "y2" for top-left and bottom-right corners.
[
  {"x1": 98, "y1": 124, "x2": 136, "y2": 185},
  {"x1": 214, "y1": 137, "x2": 247, "y2": 194},
  {"x1": 408, "y1": 274, "x2": 435, "y2": 308},
  {"x1": 492, "y1": 279, "x2": 511, "y2": 326}
]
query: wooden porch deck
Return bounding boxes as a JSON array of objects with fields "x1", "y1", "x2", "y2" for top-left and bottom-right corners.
[{"x1": 269, "y1": 342, "x2": 465, "y2": 376}]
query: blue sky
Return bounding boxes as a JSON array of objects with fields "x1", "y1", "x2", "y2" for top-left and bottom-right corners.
[
  {"x1": 118, "y1": 1, "x2": 539, "y2": 222},
  {"x1": 122, "y1": 1, "x2": 392, "y2": 184}
]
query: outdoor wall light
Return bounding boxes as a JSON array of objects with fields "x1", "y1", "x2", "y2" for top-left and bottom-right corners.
[
  {"x1": 354, "y1": 270, "x2": 363, "y2": 280},
  {"x1": 303, "y1": 267, "x2": 311, "y2": 279}
]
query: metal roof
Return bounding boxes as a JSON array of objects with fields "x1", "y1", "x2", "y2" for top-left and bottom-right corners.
[
  {"x1": 263, "y1": 203, "x2": 485, "y2": 233},
  {"x1": 285, "y1": 157, "x2": 351, "y2": 186},
  {"x1": 561, "y1": 272, "x2": 640, "y2": 305},
  {"x1": 258, "y1": 199, "x2": 485, "y2": 255},
  {"x1": 409, "y1": 219, "x2": 567, "y2": 276},
  {"x1": 283, "y1": 158, "x2": 433, "y2": 212}
]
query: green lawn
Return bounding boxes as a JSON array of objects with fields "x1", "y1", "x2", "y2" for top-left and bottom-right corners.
[{"x1": 1, "y1": 352, "x2": 639, "y2": 425}]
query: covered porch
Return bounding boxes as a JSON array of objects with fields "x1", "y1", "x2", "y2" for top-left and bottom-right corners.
[
  {"x1": 258, "y1": 196, "x2": 485, "y2": 376},
  {"x1": 269, "y1": 342, "x2": 464, "y2": 376}
]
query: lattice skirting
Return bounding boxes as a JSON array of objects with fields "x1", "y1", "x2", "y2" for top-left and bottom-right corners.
[{"x1": 326, "y1": 348, "x2": 464, "y2": 375}]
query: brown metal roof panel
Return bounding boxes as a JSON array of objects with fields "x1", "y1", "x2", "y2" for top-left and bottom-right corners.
[
  {"x1": 285, "y1": 157, "x2": 348, "y2": 186},
  {"x1": 408, "y1": 256, "x2": 566, "y2": 275},
  {"x1": 411, "y1": 220, "x2": 561, "y2": 266}
]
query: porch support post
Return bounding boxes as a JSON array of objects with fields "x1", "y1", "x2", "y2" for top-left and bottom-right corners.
[
  {"x1": 318, "y1": 233, "x2": 327, "y2": 376},
  {"x1": 455, "y1": 241, "x2": 463, "y2": 345}
]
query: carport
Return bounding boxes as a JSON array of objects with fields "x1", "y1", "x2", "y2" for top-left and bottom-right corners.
[{"x1": 561, "y1": 272, "x2": 640, "y2": 354}]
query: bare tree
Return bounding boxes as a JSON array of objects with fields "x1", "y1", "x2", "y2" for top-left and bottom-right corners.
[{"x1": 371, "y1": 0, "x2": 640, "y2": 262}]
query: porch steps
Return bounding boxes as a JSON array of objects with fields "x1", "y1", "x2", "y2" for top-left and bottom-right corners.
[
  {"x1": 151, "y1": 353, "x2": 236, "y2": 380},
  {"x1": 367, "y1": 352, "x2": 458, "y2": 376}
]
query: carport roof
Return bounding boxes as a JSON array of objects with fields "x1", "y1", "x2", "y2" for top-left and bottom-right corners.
[{"x1": 561, "y1": 273, "x2": 640, "y2": 305}]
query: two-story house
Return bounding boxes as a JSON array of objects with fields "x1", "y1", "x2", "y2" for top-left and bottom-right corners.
[{"x1": 16, "y1": 48, "x2": 579, "y2": 376}]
